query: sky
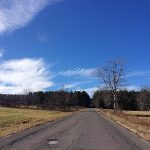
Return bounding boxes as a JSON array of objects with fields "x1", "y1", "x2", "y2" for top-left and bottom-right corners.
[{"x1": 0, "y1": 0, "x2": 150, "y2": 96}]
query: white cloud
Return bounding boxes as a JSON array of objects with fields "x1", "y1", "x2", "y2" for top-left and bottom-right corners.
[
  {"x1": 0, "y1": 48, "x2": 5, "y2": 57},
  {"x1": 125, "y1": 71, "x2": 150, "y2": 78},
  {"x1": 0, "y1": 58, "x2": 54, "y2": 94},
  {"x1": 77, "y1": 87, "x2": 98, "y2": 97},
  {"x1": 36, "y1": 33, "x2": 48, "y2": 43},
  {"x1": 63, "y1": 81, "x2": 90, "y2": 89},
  {"x1": 0, "y1": 0, "x2": 61, "y2": 34},
  {"x1": 64, "y1": 83, "x2": 80, "y2": 89},
  {"x1": 59, "y1": 67, "x2": 96, "y2": 77},
  {"x1": 122, "y1": 85, "x2": 140, "y2": 91}
]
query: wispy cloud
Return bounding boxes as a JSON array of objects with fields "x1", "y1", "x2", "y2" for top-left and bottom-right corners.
[
  {"x1": 0, "y1": 48, "x2": 5, "y2": 57},
  {"x1": 78, "y1": 87, "x2": 98, "y2": 97},
  {"x1": 59, "y1": 67, "x2": 96, "y2": 77},
  {"x1": 122, "y1": 85, "x2": 140, "y2": 91},
  {"x1": 125, "y1": 70, "x2": 150, "y2": 78},
  {"x1": 0, "y1": 58, "x2": 54, "y2": 94},
  {"x1": 36, "y1": 33, "x2": 48, "y2": 43},
  {"x1": 63, "y1": 81, "x2": 90, "y2": 89},
  {"x1": 64, "y1": 83, "x2": 81, "y2": 89},
  {"x1": 0, "y1": 0, "x2": 61, "y2": 34}
]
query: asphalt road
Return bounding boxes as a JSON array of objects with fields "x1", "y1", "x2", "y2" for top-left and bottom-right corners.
[{"x1": 0, "y1": 109, "x2": 150, "y2": 150}]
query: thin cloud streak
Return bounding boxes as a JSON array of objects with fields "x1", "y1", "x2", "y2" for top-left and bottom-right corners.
[
  {"x1": 63, "y1": 81, "x2": 90, "y2": 89},
  {"x1": 36, "y1": 33, "x2": 48, "y2": 43},
  {"x1": 59, "y1": 67, "x2": 96, "y2": 77},
  {"x1": 122, "y1": 85, "x2": 141, "y2": 91},
  {"x1": 125, "y1": 71, "x2": 150, "y2": 78},
  {"x1": 77, "y1": 87, "x2": 98, "y2": 97},
  {"x1": 0, "y1": 48, "x2": 5, "y2": 57}
]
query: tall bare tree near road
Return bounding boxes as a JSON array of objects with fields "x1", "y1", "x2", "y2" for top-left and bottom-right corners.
[{"x1": 96, "y1": 60, "x2": 124, "y2": 110}]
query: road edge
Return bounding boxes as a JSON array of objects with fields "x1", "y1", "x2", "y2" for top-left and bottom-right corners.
[{"x1": 95, "y1": 109, "x2": 150, "y2": 149}]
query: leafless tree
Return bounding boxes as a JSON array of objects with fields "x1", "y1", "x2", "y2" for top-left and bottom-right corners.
[
  {"x1": 23, "y1": 89, "x2": 32, "y2": 107},
  {"x1": 23, "y1": 89, "x2": 32, "y2": 95},
  {"x1": 96, "y1": 60, "x2": 124, "y2": 110}
]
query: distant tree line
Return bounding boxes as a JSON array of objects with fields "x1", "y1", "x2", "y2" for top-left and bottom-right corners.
[
  {"x1": 92, "y1": 88, "x2": 150, "y2": 111},
  {"x1": 0, "y1": 90, "x2": 91, "y2": 111},
  {"x1": 0, "y1": 88, "x2": 149, "y2": 111}
]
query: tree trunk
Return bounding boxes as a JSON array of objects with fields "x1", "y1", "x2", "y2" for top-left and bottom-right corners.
[{"x1": 113, "y1": 93, "x2": 117, "y2": 110}]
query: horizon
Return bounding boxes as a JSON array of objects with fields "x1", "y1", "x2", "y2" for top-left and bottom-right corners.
[{"x1": 0, "y1": 0, "x2": 150, "y2": 97}]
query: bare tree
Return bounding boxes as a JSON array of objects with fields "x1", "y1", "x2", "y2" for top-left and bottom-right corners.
[
  {"x1": 96, "y1": 60, "x2": 124, "y2": 110},
  {"x1": 23, "y1": 89, "x2": 32, "y2": 95},
  {"x1": 23, "y1": 89, "x2": 32, "y2": 107}
]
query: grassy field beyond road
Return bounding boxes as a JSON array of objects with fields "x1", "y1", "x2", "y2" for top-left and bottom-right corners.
[
  {"x1": 97, "y1": 109, "x2": 150, "y2": 141},
  {"x1": 0, "y1": 107, "x2": 72, "y2": 138}
]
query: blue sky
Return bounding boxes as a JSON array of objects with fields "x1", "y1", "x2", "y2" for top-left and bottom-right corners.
[{"x1": 0, "y1": 0, "x2": 150, "y2": 96}]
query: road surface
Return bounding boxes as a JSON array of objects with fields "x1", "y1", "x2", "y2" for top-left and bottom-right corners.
[{"x1": 0, "y1": 109, "x2": 150, "y2": 150}]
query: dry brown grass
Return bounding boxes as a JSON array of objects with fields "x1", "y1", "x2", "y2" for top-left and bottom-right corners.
[
  {"x1": 96, "y1": 109, "x2": 150, "y2": 141},
  {"x1": 0, "y1": 107, "x2": 74, "y2": 138}
]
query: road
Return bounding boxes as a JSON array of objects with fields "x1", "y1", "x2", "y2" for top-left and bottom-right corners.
[{"x1": 0, "y1": 109, "x2": 150, "y2": 150}]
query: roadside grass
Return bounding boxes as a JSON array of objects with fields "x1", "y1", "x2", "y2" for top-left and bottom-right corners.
[
  {"x1": 96, "y1": 109, "x2": 150, "y2": 141},
  {"x1": 0, "y1": 107, "x2": 73, "y2": 138}
]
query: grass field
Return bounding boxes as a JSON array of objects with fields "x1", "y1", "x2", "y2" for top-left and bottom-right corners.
[
  {"x1": 0, "y1": 107, "x2": 73, "y2": 138},
  {"x1": 96, "y1": 109, "x2": 150, "y2": 141}
]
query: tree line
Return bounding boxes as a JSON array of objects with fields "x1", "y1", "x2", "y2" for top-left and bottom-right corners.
[
  {"x1": 0, "y1": 90, "x2": 91, "y2": 111},
  {"x1": 92, "y1": 88, "x2": 150, "y2": 111},
  {"x1": 0, "y1": 88, "x2": 149, "y2": 111}
]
